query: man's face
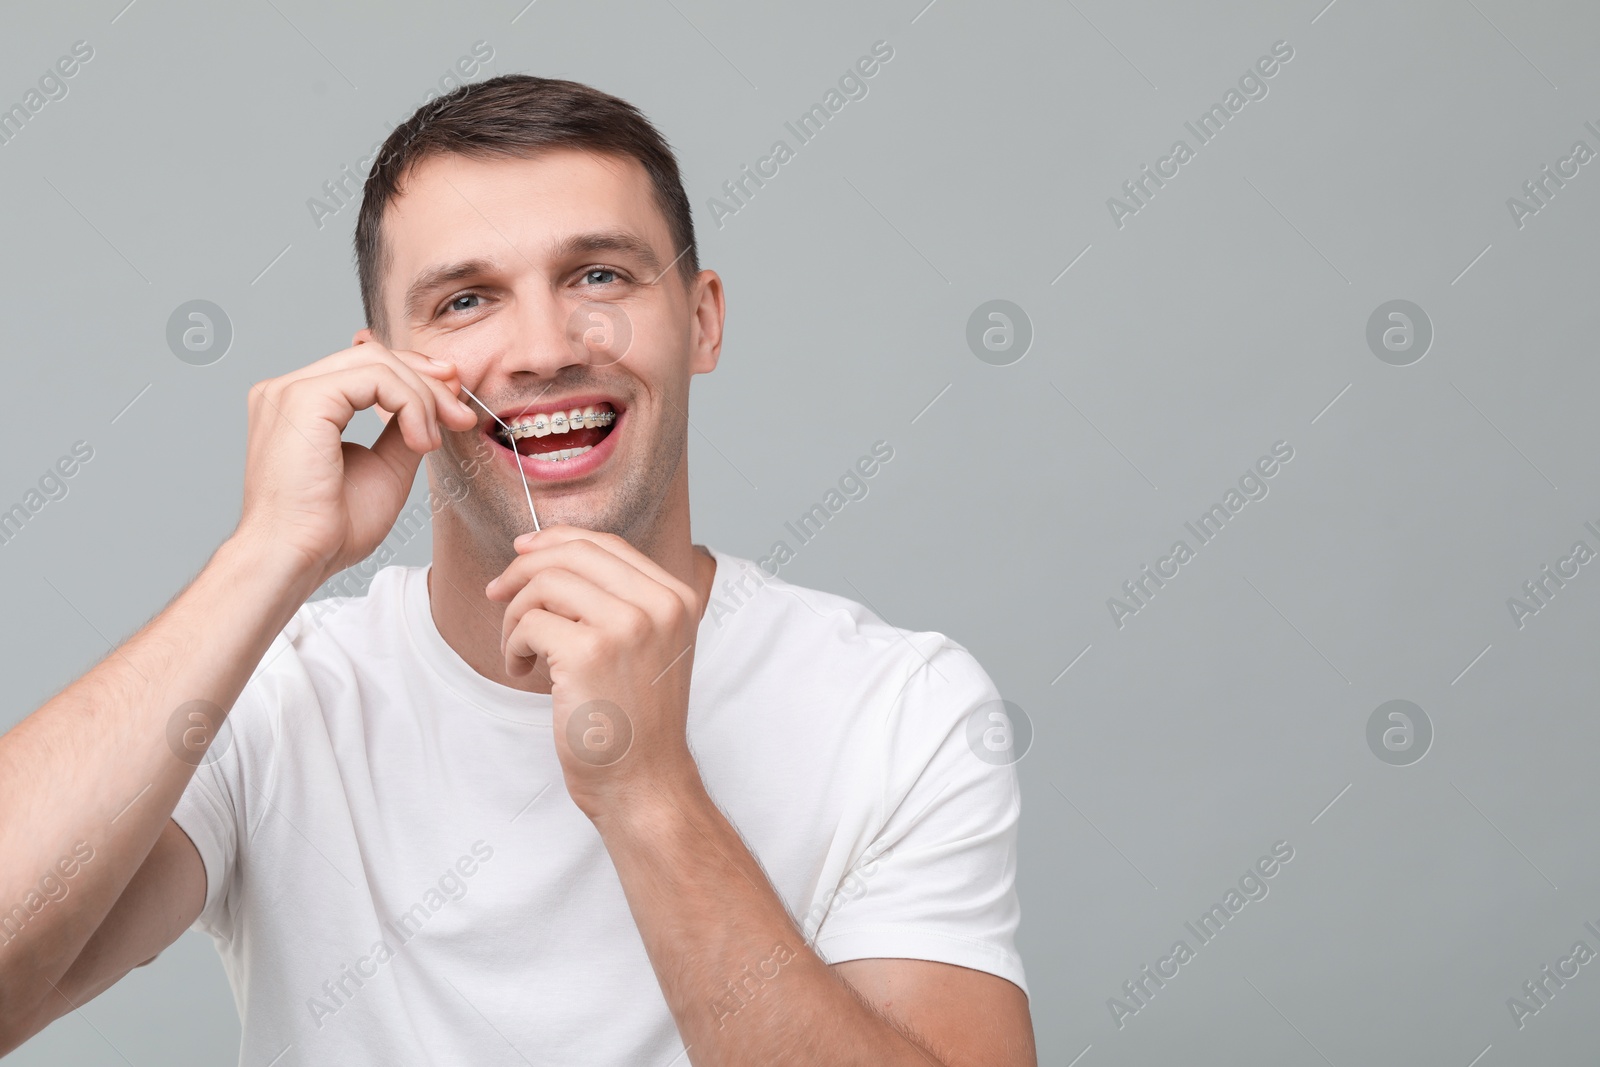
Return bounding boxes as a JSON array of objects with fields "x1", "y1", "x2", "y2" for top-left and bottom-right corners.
[{"x1": 362, "y1": 148, "x2": 720, "y2": 558}]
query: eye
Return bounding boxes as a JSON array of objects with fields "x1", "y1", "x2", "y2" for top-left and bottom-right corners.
[
  {"x1": 580, "y1": 266, "x2": 624, "y2": 286},
  {"x1": 441, "y1": 292, "x2": 483, "y2": 316}
]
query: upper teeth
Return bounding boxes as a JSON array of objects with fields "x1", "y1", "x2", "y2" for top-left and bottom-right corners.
[{"x1": 501, "y1": 405, "x2": 616, "y2": 440}]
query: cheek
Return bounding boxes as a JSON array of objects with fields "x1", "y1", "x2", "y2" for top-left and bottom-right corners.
[
  {"x1": 413, "y1": 312, "x2": 517, "y2": 378},
  {"x1": 618, "y1": 303, "x2": 691, "y2": 373},
  {"x1": 443, "y1": 333, "x2": 509, "y2": 379}
]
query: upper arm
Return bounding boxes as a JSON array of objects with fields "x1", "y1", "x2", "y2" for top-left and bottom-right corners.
[
  {"x1": 832, "y1": 957, "x2": 1036, "y2": 1067},
  {"x1": 13, "y1": 819, "x2": 206, "y2": 1043},
  {"x1": 817, "y1": 644, "x2": 1030, "y2": 1065}
]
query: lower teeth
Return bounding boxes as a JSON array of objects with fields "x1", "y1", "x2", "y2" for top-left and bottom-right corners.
[{"x1": 528, "y1": 445, "x2": 593, "y2": 462}]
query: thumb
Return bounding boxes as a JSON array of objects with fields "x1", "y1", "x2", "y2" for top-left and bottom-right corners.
[{"x1": 364, "y1": 411, "x2": 429, "y2": 487}]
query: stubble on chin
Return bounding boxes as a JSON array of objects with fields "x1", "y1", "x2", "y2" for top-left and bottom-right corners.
[{"x1": 427, "y1": 406, "x2": 683, "y2": 563}]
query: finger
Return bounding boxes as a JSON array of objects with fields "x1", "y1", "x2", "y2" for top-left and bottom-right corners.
[
  {"x1": 267, "y1": 343, "x2": 416, "y2": 389},
  {"x1": 503, "y1": 606, "x2": 589, "y2": 679},
  {"x1": 390, "y1": 346, "x2": 459, "y2": 381},
  {"x1": 269, "y1": 345, "x2": 471, "y2": 432},
  {"x1": 268, "y1": 347, "x2": 467, "y2": 422},
  {"x1": 266, "y1": 349, "x2": 440, "y2": 447},
  {"x1": 507, "y1": 527, "x2": 696, "y2": 614},
  {"x1": 509, "y1": 527, "x2": 670, "y2": 583},
  {"x1": 492, "y1": 538, "x2": 669, "y2": 617},
  {"x1": 284, "y1": 364, "x2": 440, "y2": 455},
  {"x1": 500, "y1": 568, "x2": 633, "y2": 653},
  {"x1": 388, "y1": 349, "x2": 478, "y2": 429},
  {"x1": 364, "y1": 410, "x2": 430, "y2": 486},
  {"x1": 359, "y1": 352, "x2": 446, "y2": 448}
]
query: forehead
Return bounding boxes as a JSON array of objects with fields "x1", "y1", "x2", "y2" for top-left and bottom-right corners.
[{"x1": 380, "y1": 147, "x2": 670, "y2": 299}]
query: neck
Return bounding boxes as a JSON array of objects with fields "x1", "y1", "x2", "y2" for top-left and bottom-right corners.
[{"x1": 424, "y1": 464, "x2": 714, "y2": 695}]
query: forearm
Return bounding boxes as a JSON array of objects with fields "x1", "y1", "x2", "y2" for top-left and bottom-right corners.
[
  {"x1": 594, "y1": 783, "x2": 948, "y2": 1067},
  {"x1": 0, "y1": 533, "x2": 316, "y2": 1004}
]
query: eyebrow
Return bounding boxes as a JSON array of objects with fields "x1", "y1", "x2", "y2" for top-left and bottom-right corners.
[
  {"x1": 554, "y1": 230, "x2": 664, "y2": 277},
  {"x1": 401, "y1": 230, "x2": 667, "y2": 323},
  {"x1": 402, "y1": 258, "x2": 497, "y2": 323}
]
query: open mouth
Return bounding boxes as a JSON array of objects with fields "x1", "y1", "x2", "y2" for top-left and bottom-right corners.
[{"x1": 491, "y1": 400, "x2": 621, "y2": 464}]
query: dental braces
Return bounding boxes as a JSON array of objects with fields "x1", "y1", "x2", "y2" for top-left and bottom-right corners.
[{"x1": 500, "y1": 410, "x2": 617, "y2": 439}]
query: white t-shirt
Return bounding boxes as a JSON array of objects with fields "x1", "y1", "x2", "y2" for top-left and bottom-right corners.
[{"x1": 172, "y1": 547, "x2": 1027, "y2": 1066}]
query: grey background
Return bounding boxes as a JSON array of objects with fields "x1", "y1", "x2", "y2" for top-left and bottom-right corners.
[{"x1": 2, "y1": 0, "x2": 1597, "y2": 1063}]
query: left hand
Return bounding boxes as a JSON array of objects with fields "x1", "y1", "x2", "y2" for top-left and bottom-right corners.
[{"x1": 485, "y1": 527, "x2": 704, "y2": 819}]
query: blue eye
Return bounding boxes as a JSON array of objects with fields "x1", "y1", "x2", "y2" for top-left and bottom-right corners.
[
  {"x1": 445, "y1": 293, "x2": 482, "y2": 314},
  {"x1": 583, "y1": 268, "x2": 619, "y2": 285}
]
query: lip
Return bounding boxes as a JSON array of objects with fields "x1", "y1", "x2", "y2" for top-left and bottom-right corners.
[
  {"x1": 493, "y1": 394, "x2": 622, "y2": 424},
  {"x1": 484, "y1": 397, "x2": 624, "y2": 484}
]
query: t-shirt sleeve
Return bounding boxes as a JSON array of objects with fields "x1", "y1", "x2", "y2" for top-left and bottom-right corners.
[
  {"x1": 811, "y1": 638, "x2": 1029, "y2": 997},
  {"x1": 169, "y1": 633, "x2": 289, "y2": 943}
]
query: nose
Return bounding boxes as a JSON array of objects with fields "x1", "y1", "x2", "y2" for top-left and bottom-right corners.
[
  {"x1": 495, "y1": 287, "x2": 634, "y2": 380},
  {"x1": 496, "y1": 285, "x2": 587, "y2": 379}
]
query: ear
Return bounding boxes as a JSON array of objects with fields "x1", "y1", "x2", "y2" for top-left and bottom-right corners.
[
  {"x1": 688, "y1": 269, "x2": 725, "y2": 376},
  {"x1": 350, "y1": 326, "x2": 393, "y2": 424}
]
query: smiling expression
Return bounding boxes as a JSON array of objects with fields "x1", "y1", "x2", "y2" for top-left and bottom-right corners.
[{"x1": 368, "y1": 147, "x2": 721, "y2": 554}]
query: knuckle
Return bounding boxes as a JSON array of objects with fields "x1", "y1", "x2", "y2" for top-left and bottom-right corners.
[
  {"x1": 644, "y1": 591, "x2": 680, "y2": 629},
  {"x1": 620, "y1": 605, "x2": 651, "y2": 640},
  {"x1": 529, "y1": 568, "x2": 563, "y2": 598}
]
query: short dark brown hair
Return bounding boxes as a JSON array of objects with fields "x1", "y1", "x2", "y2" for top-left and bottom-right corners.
[{"x1": 354, "y1": 74, "x2": 699, "y2": 342}]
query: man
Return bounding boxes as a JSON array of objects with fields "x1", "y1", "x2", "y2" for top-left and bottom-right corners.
[{"x1": 0, "y1": 75, "x2": 1034, "y2": 1065}]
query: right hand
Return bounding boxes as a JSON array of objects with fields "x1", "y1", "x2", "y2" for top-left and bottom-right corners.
[{"x1": 233, "y1": 342, "x2": 479, "y2": 585}]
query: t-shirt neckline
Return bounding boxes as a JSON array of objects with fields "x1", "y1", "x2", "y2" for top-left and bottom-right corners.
[{"x1": 399, "y1": 546, "x2": 730, "y2": 727}]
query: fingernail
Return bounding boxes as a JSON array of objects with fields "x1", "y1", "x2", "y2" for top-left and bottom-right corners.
[{"x1": 426, "y1": 356, "x2": 450, "y2": 368}]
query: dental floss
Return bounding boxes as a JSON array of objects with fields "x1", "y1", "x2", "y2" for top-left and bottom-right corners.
[{"x1": 456, "y1": 384, "x2": 541, "y2": 533}]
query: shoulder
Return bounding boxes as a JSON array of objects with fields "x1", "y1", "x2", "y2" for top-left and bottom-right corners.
[
  {"x1": 208, "y1": 565, "x2": 420, "y2": 797},
  {"x1": 284, "y1": 563, "x2": 421, "y2": 658},
  {"x1": 703, "y1": 549, "x2": 1000, "y2": 722},
  {"x1": 233, "y1": 563, "x2": 420, "y2": 720}
]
